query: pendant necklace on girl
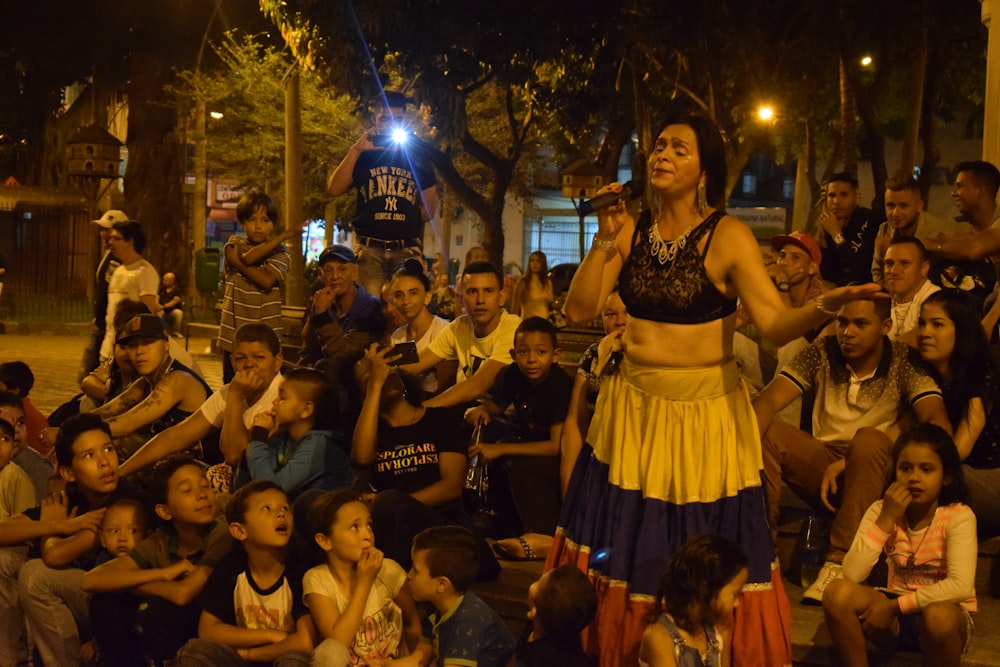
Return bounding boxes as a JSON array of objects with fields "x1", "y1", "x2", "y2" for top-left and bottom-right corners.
[{"x1": 905, "y1": 506, "x2": 939, "y2": 568}]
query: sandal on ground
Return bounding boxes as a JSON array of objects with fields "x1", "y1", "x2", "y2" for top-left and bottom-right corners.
[{"x1": 492, "y1": 536, "x2": 542, "y2": 561}]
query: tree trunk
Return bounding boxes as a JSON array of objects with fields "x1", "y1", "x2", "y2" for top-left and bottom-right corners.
[
  {"x1": 482, "y1": 166, "x2": 512, "y2": 269},
  {"x1": 838, "y1": 54, "x2": 858, "y2": 175},
  {"x1": 919, "y1": 42, "x2": 944, "y2": 201},
  {"x1": 121, "y1": 1, "x2": 215, "y2": 283},
  {"x1": 123, "y1": 52, "x2": 189, "y2": 281},
  {"x1": 901, "y1": 26, "x2": 928, "y2": 172}
]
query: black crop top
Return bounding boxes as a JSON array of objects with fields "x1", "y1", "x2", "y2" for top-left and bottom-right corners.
[{"x1": 619, "y1": 210, "x2": 737, "y2": 324}]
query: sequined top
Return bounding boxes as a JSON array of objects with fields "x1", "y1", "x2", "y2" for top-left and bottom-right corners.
[{"x1": 619, "y1": 210, "x2": 736, "y2": 324}]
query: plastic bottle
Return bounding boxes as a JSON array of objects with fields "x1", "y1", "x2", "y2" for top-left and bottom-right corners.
[
  {"x1": 464, "y1": 419, "x2": 484, "y2": 491},
  {"x1": 800, "y1": 515, "x2": 826, "y2": 588}
]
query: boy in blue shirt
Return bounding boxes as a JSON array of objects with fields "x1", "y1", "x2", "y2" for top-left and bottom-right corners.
[
  {"x1": 173, "y1": 480, "x2": 315, "y2": 665},
  {"x1": 242, "y1": 367, "x2": 352, "y2": 499},
  {"x1": 408, "y1": 526, "x2": 515, "y2": 667}
]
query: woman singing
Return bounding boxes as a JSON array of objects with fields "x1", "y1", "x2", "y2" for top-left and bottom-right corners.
[{"x1": 548, "y1": 113, "x2": 880, "y2": 666}]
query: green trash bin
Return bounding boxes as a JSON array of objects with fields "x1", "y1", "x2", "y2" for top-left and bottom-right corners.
[{"x1": 194, "y1": 246, "x2": 221, "y2": 292}]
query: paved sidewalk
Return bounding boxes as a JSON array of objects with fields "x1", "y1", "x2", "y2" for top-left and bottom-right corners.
[{"x1": 0, "y1": 332, "x2": 223, "y2": 416}]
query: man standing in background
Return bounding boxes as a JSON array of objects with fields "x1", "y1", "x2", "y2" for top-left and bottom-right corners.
[
  {"x1": 82, "y1": 210, "x2": 125, "y2": 377},
  {"x1": 327, "y1": 91, "x2": 437, "y2": 295}
]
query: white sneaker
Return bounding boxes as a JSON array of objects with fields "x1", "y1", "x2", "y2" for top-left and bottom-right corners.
[{"x1": 801, "y1": 561, "x2": 842, "y2": 605}]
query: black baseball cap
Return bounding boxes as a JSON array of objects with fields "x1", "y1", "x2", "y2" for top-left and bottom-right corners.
[{"x1": 318, "y1": 245, "x2": 357, "y2": 265}]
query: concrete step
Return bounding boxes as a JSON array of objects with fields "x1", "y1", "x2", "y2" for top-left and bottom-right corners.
[
  {"x1": 776, "y1": 490, "x2": 1000, "y2": 664},
  {"x1": 787, "y1": 579, "x2": 1000, "y2": 666},
  {"x1": 470, "y1": 555, "x2": 541, "y2": 637},
  {"x1": 473, "y1": 508, "x2": 1000, "y2": 665}
]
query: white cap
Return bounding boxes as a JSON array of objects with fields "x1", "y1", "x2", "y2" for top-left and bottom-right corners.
[{"x1": 94, "y1": 210, "x2": 130, "y2": 228}]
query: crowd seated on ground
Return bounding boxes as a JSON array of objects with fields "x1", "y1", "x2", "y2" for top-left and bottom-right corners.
[{"x1": 9, "y1": 203, "x2": 1000, "y2": 666}]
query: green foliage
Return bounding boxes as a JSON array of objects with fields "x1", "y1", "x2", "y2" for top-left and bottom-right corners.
[
  {"x1": 257, "y1": 0, "x2": 620, "y2": 263},
  {"x1": 255, "y1": 0, "x2": 985, "y2": 238},
  {"x1": 170, "y1": 32, "x2": 360, "y2": 221}
]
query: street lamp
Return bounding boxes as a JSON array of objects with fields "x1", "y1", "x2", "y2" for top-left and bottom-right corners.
[{"x1": 757, "y1": 105, "x2": 775, "y2": 122}]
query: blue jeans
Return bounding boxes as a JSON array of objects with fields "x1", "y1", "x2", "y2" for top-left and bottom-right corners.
[
  {"x1": 0, "y1": 547, "x2": 27, "y2": 665},
  {"x1": 355, "y1": 244, "x2": 423, "y2": 296},
  {"x1": 171, "y1": 637, "x2": 311, "y2": 666},
  {"x1": 17, "y1": 559, "x2": 89, "y2": 667},
  {"x1": 312, "y1": 638, "x2": 351, "y2": 666}
]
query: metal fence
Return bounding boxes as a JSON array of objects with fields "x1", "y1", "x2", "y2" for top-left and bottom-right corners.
[
  {"x1": 521, "y1": 215, "x2": 599, "y2": 267},
  {"x1": 0, "y1": 294, "x2": 92, "y2": 322}
]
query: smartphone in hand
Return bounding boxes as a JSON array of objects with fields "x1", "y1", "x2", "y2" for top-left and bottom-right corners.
[{"x1": 387, "y1": 341, "x2": 419, "y2": 366}]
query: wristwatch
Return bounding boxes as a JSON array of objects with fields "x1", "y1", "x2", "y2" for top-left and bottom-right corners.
[{"x1": 832, "y1": 232, "x2": 845, "y2": 245}]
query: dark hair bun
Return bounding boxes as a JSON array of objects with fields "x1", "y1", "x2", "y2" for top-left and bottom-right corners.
[{"x1": 393, "y1": 257, "x2": 431, "y2": 291}]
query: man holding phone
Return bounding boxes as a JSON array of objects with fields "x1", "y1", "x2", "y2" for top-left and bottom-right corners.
[
  {"x1": 399, "y1": 262, "x2": 520, "y2": 409},
  {"x1": 326, "y1": 91, "x2": 438, "y2": 295}
]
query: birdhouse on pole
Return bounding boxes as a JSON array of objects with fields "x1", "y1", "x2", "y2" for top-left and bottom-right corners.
[
  {"x1": 559, "y1": 159, "x2": 604, "y2": 199},
  {"x1": 67, "y1": 124, "x2": 122, "y2": 179}
]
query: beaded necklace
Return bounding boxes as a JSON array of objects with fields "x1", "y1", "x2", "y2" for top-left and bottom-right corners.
[{"x1": 649, "y1": 221, "x2": 696, "y2": 265}]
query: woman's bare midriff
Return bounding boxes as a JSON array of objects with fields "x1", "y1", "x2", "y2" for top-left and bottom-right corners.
[{"x1": 622, "y1": 315, "x2": 736, "y2": 368}]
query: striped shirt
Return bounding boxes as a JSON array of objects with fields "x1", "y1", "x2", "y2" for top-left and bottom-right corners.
[
  {"x1": 843, "y1": 500, "x2": 977, "y2": 613},
  {"x1": 217, "y1": 236, "x2": 290, "y2": 352}
]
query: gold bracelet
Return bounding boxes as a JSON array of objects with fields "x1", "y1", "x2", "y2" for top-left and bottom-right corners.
[
  {"x1": 815, "y1": 295, "x2": 839, "y2": 316},
  {"x1": 592, "y1": 235, "x2": 616, "y2": 252}
]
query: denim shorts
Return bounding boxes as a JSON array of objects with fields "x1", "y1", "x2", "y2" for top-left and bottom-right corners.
[{"x1": 878, "y1": 590, "x2": 974, "y2": 654}]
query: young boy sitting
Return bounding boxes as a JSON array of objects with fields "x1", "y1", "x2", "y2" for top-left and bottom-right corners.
[
  {"x1": 517, "y1": 565, "x2": 597, "y2": 667},
  {"x1": 0, "y1": 390, "x2": 54, "y2": 505},
  {"x1": 0, "y1": 407, "x2": 33, "y2": 519},
  {"x1": 408, "y1": 525, "x2": 515, "y2": 667},
  {"x1": 240, "y1": 367, "x2": 352, "y2": 500},
  {"x1": 0, "y1": 361, "x2": 49, "y2": 454},
  {"x1": 463, "y1": 316, "x2": 573, "y2": 560},
  {"x1": 0, "y1": 412, "x2": 141, "y2": 667},
  {"x1": 84, "y1": 498, "x2": 151, "y2": 666},
  {"x1": 173, "y1": 480, "x2": 315, "y2": 665},
  {"x1": 95, "y1": 498, "x2": 149, "y2": 561},
  {"x1": 81, "y1": 456, "x2": 232, "y2": 664}
]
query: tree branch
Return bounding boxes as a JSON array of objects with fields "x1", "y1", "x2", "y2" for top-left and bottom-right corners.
[
  {"x1": 424, "y1": 147, "x2": 491, "y2": 222},
  {"x1": 630, "y1": 44, "x2": 710, "y2": 112}
]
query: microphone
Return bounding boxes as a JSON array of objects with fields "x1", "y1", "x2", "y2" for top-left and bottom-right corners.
[{"x1": 576, "y1": 180, "x2": 643, "y2": 216}]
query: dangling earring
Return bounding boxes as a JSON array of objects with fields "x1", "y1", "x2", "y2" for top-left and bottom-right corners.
[{"x1": 696, "y1": 182, "x2": 708, "y2": 216}]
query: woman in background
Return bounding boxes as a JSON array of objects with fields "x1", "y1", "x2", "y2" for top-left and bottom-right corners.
[
  {"x1": 388, "y1": 259, "x2": 455, "y2": 396},
  {"x1": 512, "y1": 250, "x2": 554, "y2": 320}
]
